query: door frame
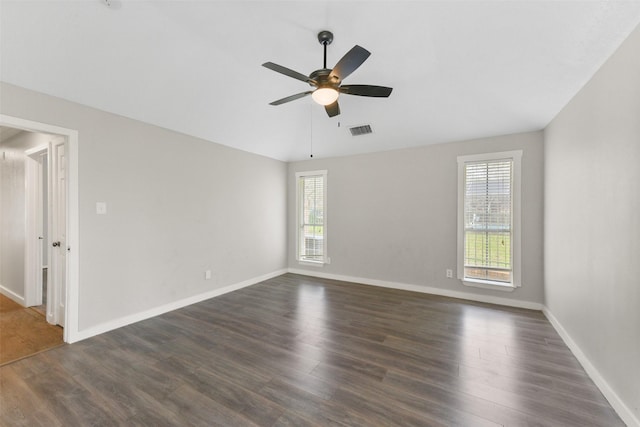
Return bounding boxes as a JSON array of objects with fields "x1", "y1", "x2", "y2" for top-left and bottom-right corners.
[{"x1": 1, "y1": 114, "x2": 79, "y2": 343}]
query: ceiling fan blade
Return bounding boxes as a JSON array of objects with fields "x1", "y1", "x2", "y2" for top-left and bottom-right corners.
[
  {"x1": 329, "y1": 45, "x2": 371, "y2": 82},
  {"x1": 324, "y1": 101, "x2": 340, "y2": 117},
  {"x1": 262, "y1": 62, "x2": 316, "y2": 85},
  {"x1": 269, "y1": 91, "x2": 313, "y2": 106},
  {"x1": 339, "y1": 85, "x2": 393, "y2": 97}
]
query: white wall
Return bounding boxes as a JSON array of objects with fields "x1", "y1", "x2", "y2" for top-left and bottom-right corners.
[
  {"x1": 0, "y1": 131, "x2": 50, "y2": 303},
  {"x1": 544, "y1": 23, "x2": 640, "y2": 426},
  {"x1": 288, "y1": 131, "x2": 544, "y2": 306},
  {"x1": 0, "y1": 82, "x2": 288, "y2": 332}
]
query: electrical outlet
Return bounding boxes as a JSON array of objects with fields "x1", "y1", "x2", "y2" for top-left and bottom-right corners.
[
  {"x1": 446, "y1": 269, "x2": 453, "y2": 279},
  {"x1": 205, "y1": 270, "x2": 212, "y2": 280}
]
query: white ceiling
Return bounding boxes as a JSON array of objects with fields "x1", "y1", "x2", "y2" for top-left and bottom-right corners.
[{"x1": 2, "y1": 1, "x2": 640, "y2": 161}]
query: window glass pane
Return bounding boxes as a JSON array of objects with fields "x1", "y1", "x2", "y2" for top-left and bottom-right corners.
[
  {"x1": 463, "y1": 160, "x2": 512, "y2": 283},
  {"x1": 299, "y1": 174, "x2": 325, "y2": 262}
]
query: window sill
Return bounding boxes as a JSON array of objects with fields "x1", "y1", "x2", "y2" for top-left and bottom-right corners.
[
  {"x1": 462, "y1": 278, "x2": 516, "y2": 292},
  {"x1": 298, "y1": 260, "x2": 325, "y2": 268}
]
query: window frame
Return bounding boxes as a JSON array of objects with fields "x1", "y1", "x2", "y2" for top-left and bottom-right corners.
[
  {"x1": 457, "y1": 150, "x2": 522, "y2": 291},
  {"x1": 295, "y1": 170, "x2": 328, "y2": 266}
]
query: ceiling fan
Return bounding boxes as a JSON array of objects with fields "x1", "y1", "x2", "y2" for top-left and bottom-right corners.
[{"x1": 263, "y1": 30, "x2": 393, "y2": 117}]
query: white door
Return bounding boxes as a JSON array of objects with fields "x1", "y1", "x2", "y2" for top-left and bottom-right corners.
[
  {"x1": 49, "y1": 137, "x2": 66, "y2": 327},
  {"x1": 24, "y1": 146, "x2": 47, "y2": 307}
]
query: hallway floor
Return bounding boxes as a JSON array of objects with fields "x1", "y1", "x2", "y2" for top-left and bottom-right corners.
[{"x1": 0, "y1": 294, "x2": 63, "y2": 366}]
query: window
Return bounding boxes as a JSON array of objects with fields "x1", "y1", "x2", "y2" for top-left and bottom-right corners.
[
  {"x1": 457, "y1": 151, "x2": 522, "y2": 290},
  {"x1": 296, "y1": 170, "x2": 327, "y2": 264}
]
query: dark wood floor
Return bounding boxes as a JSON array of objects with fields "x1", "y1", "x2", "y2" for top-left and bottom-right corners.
[{"x1": 0, "y1": 274, "x2": 622, "y2": 426}]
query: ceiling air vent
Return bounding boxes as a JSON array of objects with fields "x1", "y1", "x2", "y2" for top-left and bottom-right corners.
[{"x1": 349, "y1": 124, "x2": 373, "y2": 136}]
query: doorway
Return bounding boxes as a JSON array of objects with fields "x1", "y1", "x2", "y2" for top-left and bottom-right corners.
[
  {"x1": 0, "y1": 114, "x2": 79, "y2": 343},
  {"x1": 25, "y1": 140, "x2": 67, "y2": 327}
]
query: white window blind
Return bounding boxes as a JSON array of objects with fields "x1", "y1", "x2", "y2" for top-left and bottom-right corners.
[
  {"x1": 297, "y1": 172, "x2": 326, "y2": 263},
  {"x1": 463, "y1": 159, "x2": 513, "y2": 283}
]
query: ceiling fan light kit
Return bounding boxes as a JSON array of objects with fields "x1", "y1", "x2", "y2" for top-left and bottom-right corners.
[
  {"x1": 263, "y1": 30, "x2": 393, "y2": 117},
  {"x1": 311, "y1": 87, "x2": 339, "y2": 106}
]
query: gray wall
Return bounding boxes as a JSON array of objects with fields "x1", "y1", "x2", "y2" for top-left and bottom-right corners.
[
  {"x1": 0, "y1": 82, "x2": 288, "y2": 331},
  {"x1": 288, "y1": 131, "x2": 544, "y2": 305},
  {"x1": 544, "y1": 23, "x2": 640, "y2": 422},
  {"x1": 0, "y1": 131, "x2": 50, "y2": 302}
]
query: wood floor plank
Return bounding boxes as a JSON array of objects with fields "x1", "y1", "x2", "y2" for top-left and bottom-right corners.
[
  {"x1": 0, "y1": 365, "x2": 63, "y2": 427},
  {"x1": 271, "y1": 410, "x2": 328, "y2": 427},
  {"x1": 155, "y1": 355, "x2": 285, "y2": 426},
  {"x1": 343, "y1": 380, "x2": 502, "y2": 427},
  {"x1": 383, "y1": 369, "x2": 559, "y2": 427},
  {"x1": 0, "y1": 273, "x2": 625, "y2": 426},
  {"x1": 21, "y1": 367, "x2": 119, "y2": 426},
  {"x1": 330, "y1": 385, "x2": 449, "y2": 427},
  {"x1": 158, "y1": 384, "x2": 260, "y2": 427},
  {"x1": 258, "y1": 378, "x2": 373, "y2": 426}
]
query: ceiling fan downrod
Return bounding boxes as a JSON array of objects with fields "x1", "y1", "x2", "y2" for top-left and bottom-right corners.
[{"x1": 318, "y1": 30, "x2": 333, "y2": 69}]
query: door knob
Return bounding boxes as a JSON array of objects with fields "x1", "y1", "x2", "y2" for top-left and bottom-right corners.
[{"x1": 52, "y1": 242, "x2": 60, "y2": 247}]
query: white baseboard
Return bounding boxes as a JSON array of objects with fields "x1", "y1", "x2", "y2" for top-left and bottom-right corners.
[
  {"x1": 288, "y1": 269, "x2": 543, "y2": 311},
  {"x1": 543, "y1": 307, "x2": 639, "y2": 427},
  {"x1": 70, "y1": 269, "x2": 288, "y2": 343},
  {"x1": 0, "y1": 284, "x2": 26, "y2": 306}
]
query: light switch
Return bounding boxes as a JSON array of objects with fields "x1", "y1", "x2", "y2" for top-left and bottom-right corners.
[{"x1": 96, "y1": 202, "x2": 107, "y2": 215}]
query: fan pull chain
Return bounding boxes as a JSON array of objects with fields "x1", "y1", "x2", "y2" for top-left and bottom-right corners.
[{"x1": 310, "y1": 102, "x2": 314, "y2": 158}]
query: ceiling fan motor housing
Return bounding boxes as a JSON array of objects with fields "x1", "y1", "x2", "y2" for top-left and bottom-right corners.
[{"x1": 309, "y1": 68, "x2": 339, "y2": 88}]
